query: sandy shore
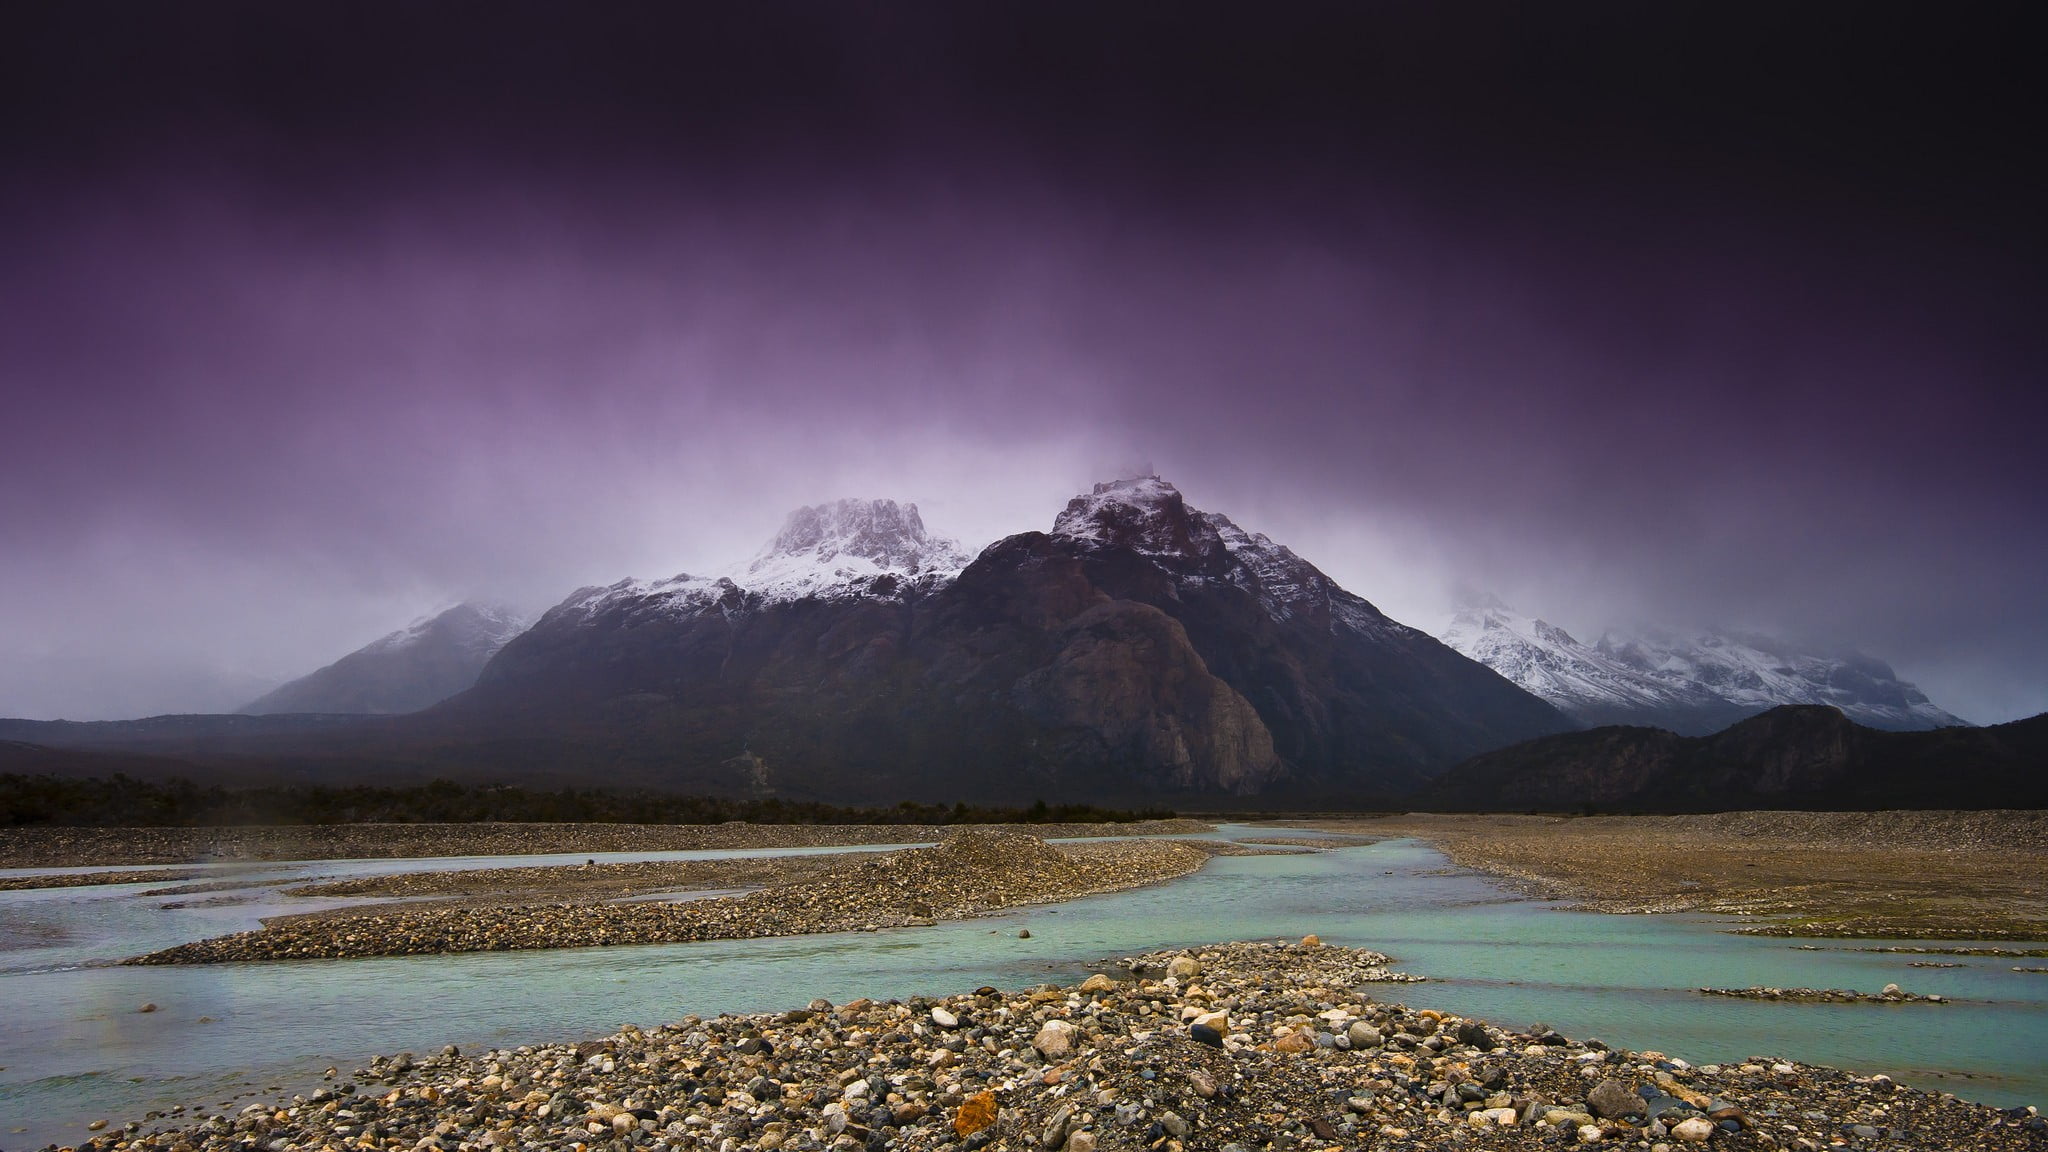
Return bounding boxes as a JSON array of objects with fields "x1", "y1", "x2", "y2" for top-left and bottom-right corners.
[
  {"x1": 125, "y1": 833, "x2": 1227, "y2": 964},
  {"x1": 1304, "y1": 811, "x2": 2048, "y2": 939},
  {"x1": 0, "y1": 819, "x2": 1213, "y2": 870},
  {"x1": 60, "y1": 941, "x2": 2047, "y2": 1152}
]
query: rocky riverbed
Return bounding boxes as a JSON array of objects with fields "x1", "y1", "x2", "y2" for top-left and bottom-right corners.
[
  {"x1": 125, "y1": 833, "x2": 1220, "y2": 964},
  {"x1": 0, "y1": 820, "x2": 1213, "y2": 869},
  {"x1": 54, "y1": 941, "x2": 2047, "y2": 1152}
]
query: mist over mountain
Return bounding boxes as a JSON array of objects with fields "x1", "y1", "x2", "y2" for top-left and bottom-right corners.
[
  {"x1": 1442, "y1": 597, "x2": 1966, "y2": 734},
  {"x1": 239, "y1": 603, "x2": 528, "y2": 716},
  {"x1": 1, "y1": 480, "x2": 1572, "y2": 803},
  {"x1": 456, "y1": 477, "x2": 1573, "y2": 802}
]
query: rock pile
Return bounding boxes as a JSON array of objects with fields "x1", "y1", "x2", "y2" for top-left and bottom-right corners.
[
  {"x1": 125, "y1": 833, "x2": 1213, "y2": 964},
  {"x1": 62, "y1": 942, "x2": 2046, "y2": 1152}
]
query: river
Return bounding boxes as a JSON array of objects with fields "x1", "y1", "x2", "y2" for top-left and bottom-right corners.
[{"x1": 1, "y1": 828, "x2": 2042, "y2": 1148}]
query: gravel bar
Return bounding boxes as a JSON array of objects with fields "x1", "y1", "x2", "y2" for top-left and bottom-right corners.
[
  {"x1": 125, "y1": 833, "x2": 1216, "y2": 964},
  {"x1": 59, "y1": 941, "x2": 2046, "y2": 1152}
]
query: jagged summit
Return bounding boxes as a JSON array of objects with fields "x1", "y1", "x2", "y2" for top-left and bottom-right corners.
[
  {"x1": 742, "y1": 498, "x2": 970, "y2": 602},
  {"x1": 1049, "y1": 476, "x2": 1367, "y2": 626},
  {"x1": 541, "y1": 498, "x2": 970, "y2": 629},
  {"x1": 1052, "y1": 476, "x2": 1209, "y2": 556}
]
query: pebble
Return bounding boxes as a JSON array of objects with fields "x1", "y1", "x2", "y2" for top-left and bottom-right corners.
[{"x1": 1672, "y1": 1115, "x2": 1716, "y2": 1141}]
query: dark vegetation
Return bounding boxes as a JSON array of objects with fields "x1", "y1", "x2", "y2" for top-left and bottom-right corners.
[
  {"x1": 0, "y1": 772, "x2": 1174, "y2": 828},
  {"x1": 1420, "y1": 705, "x2": 2048, "y2": 812}
]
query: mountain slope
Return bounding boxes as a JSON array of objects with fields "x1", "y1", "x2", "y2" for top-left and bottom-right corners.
[
  {"x1": 1441, "y1": 598, "x2": 1966, "y2": 733},
  {"x1": 1423, "y1": 705, "x2": 2048, "y2": 811},
  {"x1": 457, "y1": 480, "x2": 1570, "y2": 802},
  {"x1": 240, "y1": 603, "x2": 529, "y2": 715}
]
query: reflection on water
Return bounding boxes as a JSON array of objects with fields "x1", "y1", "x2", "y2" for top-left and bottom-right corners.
[{"x1": 1, "y1": 829, "x2": 2042, "y2": 1148}]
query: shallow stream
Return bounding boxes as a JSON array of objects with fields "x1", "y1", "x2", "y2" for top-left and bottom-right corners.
[{"x1": 1, "y1": 828, "x2": 2042, "y2": 1148}]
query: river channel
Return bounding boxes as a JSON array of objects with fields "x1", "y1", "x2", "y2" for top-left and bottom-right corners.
[{"x1": 2, "y1": 828, "x2": 2042, "y2": 1148}]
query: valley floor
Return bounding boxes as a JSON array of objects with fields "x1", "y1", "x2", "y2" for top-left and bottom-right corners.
[{"x1": 1307, "y1": 811, "x2": 2048, "y2": 940}]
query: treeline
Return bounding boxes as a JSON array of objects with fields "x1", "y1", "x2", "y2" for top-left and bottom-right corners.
[{"x1": 0, "y1": 774, "x2": 1174, "y2": 827}]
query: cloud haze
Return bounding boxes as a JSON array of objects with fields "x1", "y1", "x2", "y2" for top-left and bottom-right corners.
[{"x1": 2, "y1": 4, "x2": 2043, "y2": 723}]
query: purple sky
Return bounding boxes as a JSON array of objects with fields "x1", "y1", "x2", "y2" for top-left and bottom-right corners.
[{"x1": 3, "y1": 4, "x2": 2043, "y2": 723}]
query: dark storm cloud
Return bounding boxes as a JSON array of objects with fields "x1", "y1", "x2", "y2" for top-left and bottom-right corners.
[{"x1": 2, "y1": 3, "x2": 2043, "y2": 721}]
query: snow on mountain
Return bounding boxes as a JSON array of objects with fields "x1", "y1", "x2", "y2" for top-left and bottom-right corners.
[
  {"x1": 1440, "y1": 597, "x2": 1740, "y2": 733},
  {"x1": 1052, "y1": 476, "x2": 1407, "y2": 638},
  {"x1": 241, "y1": 602, "x2": 530, "y2": 715},
  {"x1": 361, "y1": 603, "x2": 528, "y2": 658},
  {"x1": 544, "y1": 499, "x2": 971, "y2": 629},
  {"x1": 1440, "y1": 595, "x2": 1969, "y2": 733},
  {"x1": 740, "y1": 498, "x2": 971, "y2": 602},
  {"x1": 1595, "y1": 628, "x2": 1968, "y2": 731}
]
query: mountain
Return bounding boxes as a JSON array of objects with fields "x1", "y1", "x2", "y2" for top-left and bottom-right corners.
[
  {"x1": 1441, "y1": 598, "x2": 1966, "y2": 734},
  {"x1": 1422, "y1": 705, "x2": 2048, "y2": 811},
  {"x1": 1440, "y1": 597, "x2": 1751, "y2": 735},
  {"x1": 1594, "y1": 629, "x2": 1967, "y2": 730},
  {"x1": 239, "y1": 603, "x2": 529, "y2": 715},
  {"x1": 456, "y1": 479, "x2": 1572, "y2": 802}
]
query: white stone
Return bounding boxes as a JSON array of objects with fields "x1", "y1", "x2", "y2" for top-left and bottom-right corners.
[{"x1": 1672, "y1": 1116, "x2": 1715, "y2": 1142}]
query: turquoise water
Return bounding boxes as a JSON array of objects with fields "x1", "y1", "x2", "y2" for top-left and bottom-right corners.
[{"x1": 1, "y1": 831, "x2": 2042, "y2": 1148}]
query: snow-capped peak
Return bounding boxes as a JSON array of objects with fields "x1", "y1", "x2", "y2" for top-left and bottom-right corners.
[
  {"x1": 741, "y1": 498, "x2": 971, "y2": 602},
  {"x1": 1051, "y1": 476, "x2": 1207, "y2": 555},
  {"x1": 543, "y1": 498, "x2": 973, "y2": 629}
]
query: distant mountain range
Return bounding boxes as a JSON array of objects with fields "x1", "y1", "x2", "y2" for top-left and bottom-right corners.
[
  {"x1": 240, "y1": 603, "x2": 528, "y2": 715},
  {"x1": 1440, "y1": 596, "x2": 1966, "y2": 734},
  {"x1": 457, "y1": 478, "x2": 1570, "y2": 802},
  {"x1": 1421, "y1": 705, "x2": 2047, "y2": 811},
  {"x1": 0, "y1": 477, "x2": 2011, "y2": 809},
  {"x1": 0, "y1": 479, "x2": 1570, "y2": 802}
]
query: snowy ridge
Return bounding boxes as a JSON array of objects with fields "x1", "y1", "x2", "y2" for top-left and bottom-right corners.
[
  {"x1": 363, "y1": 603, "x2": 528, "y2": 657},
  {"x1": 1596, "y1": 628, "x2": 1967, "y2": 730},
  {"x1": 740, "y1": 499, "x2": 970, "y2": 603},
  {"x1": 1441, "y1": 599, "x2": 1724, "y2": 720},
  {"x1": 1441, "y1": 596, "x2": 1968, "y2": 732},
  {"x1": 546, "y1": 499, "x2": 970, "y2": 628},
  {"x1": 1054, "y1": 476, "x2": 1408, "y2": 639}
]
